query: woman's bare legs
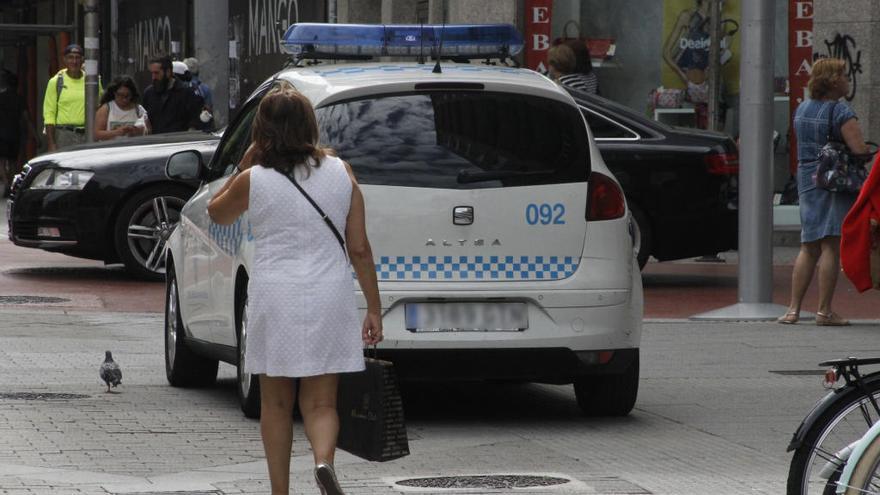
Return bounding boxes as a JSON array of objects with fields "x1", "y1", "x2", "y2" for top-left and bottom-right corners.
[
  {"x1": 817, "y1": 236, "x2": 842, "y2": 315},
  {"x1": 786, "y1": 240, "x2": 821, "y2": 316},
  {"x1": 259, "y1": 375, "x2": 297, "y2": 495},
  {"x1": 299, "y1": 373, "x2": 340, "y2": 465}
]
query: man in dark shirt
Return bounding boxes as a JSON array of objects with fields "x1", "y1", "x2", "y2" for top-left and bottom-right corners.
[{"x1": 141, "y1": 56, "x2": 203, "y2": 134}]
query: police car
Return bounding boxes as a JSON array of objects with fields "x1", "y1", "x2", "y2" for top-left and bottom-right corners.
[{"x1": 163, "y1": 23, "x2": 643, "y2": 418}]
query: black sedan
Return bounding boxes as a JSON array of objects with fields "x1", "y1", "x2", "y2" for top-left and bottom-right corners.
[
  {"x1": 571, "y1": 90, "x2": 739, "y2": 268},
  {"x1": 7, "y1": 132, "x2": 219, "y2": 280}
]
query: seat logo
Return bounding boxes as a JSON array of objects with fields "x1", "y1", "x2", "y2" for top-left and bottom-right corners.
[{"x1": 453, "y1": 206, "x2": 474, "y2": 225}]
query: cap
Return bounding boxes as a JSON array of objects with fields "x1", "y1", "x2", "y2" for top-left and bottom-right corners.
[
  {"x1": 64, "y1": 44, "x2": 83, "y2": 56},
  {"x1": 182, "y1": 57, "x2": 199, "y2": 74},
  {"x1": 172, "y1": 60, "x2": 188, "y2": 76}
]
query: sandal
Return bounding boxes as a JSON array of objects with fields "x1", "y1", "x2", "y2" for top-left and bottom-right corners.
[
  {"x1": 777, "y1": 311, "x2": 799, "y2": 324},
  {"x1": 815, "y1": 311, "x2": 850, "y2": 326}
]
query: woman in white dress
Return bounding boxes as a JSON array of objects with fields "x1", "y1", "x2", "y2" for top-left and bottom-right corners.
[
  {"x1": 208, "y1": 83, "x2": 382, "y2": 495},
  {"x1": 94, "y1": 76, "x2": 150, "y2": 140}
]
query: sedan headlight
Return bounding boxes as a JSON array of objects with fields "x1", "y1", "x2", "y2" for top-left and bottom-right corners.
[{"x1": 29, "y1": 169, "x2": 94, "y2": 190}]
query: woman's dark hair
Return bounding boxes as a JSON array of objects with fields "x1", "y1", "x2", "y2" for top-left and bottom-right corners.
[
  {"x1": 251, "y1": 82, "x2": 326, "y2": 174},
  {"x1": 563, "y1": 40, "x2": 593, "y2": 76},
  {"x1": 100, "y1": 75, "x2": 141, "y2": 105}
]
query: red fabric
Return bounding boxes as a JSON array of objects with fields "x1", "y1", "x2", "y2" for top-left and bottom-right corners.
[{"x1": 841, "y1": 155, "x2": 880, "y2": 292}]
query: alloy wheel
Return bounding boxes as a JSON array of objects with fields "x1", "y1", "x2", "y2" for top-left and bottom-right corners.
[{"x1": 126, "y1": 195, "x2": 186, "y2": 276}]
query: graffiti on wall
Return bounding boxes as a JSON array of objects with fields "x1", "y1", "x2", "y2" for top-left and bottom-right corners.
[
  {"x1": 817, "y1": 33, "x2": 862, "y2": 101},
  {"x1": 126, "y1": 16, "x2": 173, "y2": 71},
  {"x1": 247, "y1": 0, "x2": 299, "y2": 58}
]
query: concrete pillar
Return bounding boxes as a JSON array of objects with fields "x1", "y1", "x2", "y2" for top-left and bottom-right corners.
[
  {"x1": 813, "y1": 0, "x2": 878, "y2": 141},
  {"x1": 337, "y1": 0, "x2": 381, "y2": 23},
  {"x1": 193, "y1": 0, "x2": 229, "y2": 127}
]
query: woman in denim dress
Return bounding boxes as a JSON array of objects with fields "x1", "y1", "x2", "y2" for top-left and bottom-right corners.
[{"x1": 779, "y1": 58, "x2": 869, "y2": 325}]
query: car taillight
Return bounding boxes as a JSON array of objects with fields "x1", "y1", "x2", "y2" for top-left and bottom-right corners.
[
  {"x1": 705, "y1": 152, "x2": 739, "y2": 175},
  {"x1": 586, "y1": 172, "x2": 625, "y2": 221}
]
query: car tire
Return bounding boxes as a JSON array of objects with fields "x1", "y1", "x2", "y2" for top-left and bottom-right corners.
[
  {"x1": 629, "y1": 203, "x2": 652, "y2": 270},
  {"x1": 573, "y1": 352, "x2": 639, "y2": 417},
  {"x1": 115, "y1": 184, "x2": 191, "y2": 281},
  {"x1": 236, "y1": 291, "x2": 261, "y2": 419},
  {"x1": 165, "y1": 263, "x2": 219, "y2": 387}
]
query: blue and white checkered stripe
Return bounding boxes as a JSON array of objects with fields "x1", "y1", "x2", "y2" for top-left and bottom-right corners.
[
  {"x1": 209, "y1": 218, "x2": 253, "y2": 257},
  {"x1": 374, "y1": 255, "x2": 579, "y2": 281}
]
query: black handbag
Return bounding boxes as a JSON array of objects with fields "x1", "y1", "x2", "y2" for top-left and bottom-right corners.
[
  {"x1": 815, "y1": 102, "x2": 869, "y2": 193},
  {"x1": 336, "y1": 352, "x2": 410, "y2": 462}
]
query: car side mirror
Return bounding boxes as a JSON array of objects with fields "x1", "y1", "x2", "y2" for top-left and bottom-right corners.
[{"x1": 166, "y1": 150, "x2": 204, "y2": 180}]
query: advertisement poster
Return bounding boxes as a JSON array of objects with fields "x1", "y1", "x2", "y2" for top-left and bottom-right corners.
[
  {"x1": 228, "y1": 0, "x2": 325, "y2": 113},
  {"x1": 523, "y1": 0, "x2": 553, "y2": 73},
  {"x1": 661, "y1": 0, "x2": 741, "y2": 95}
]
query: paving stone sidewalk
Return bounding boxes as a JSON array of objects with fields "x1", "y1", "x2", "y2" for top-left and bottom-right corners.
[{"x1": 2, "y1": 309, "x2": 870, "y2": 494}]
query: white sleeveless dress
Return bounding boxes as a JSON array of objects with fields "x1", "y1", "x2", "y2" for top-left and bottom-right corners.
[{"x1": 245, "y1": 157, "x2": 365, "y2": 377}]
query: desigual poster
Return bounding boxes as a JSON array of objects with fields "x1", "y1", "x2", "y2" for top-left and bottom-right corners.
[{"x1": 661, "y1": 0, "x2": 741, "y2": 96}]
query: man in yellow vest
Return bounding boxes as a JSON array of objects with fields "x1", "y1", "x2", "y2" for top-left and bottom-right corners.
[{"x1": 43, "y1": 44, "x2": 102, "y2": 151}]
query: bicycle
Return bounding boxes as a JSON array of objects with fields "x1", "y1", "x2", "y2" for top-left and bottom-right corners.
[
  {"x1": 787, "y1": 357, "x2": 880, "y2": 495},
  {"x1": 836, "y1": 419, "x2": 880, "y2": 494}
]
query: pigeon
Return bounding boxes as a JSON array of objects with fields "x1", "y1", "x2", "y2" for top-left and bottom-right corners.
[{"x1": 99, "y1": 351, "x2": 122, "y2": 393}]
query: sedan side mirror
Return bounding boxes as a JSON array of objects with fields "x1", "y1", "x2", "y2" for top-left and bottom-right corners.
[{"x1": 166, "y1": 150, "x2": 204, "y2": 181}]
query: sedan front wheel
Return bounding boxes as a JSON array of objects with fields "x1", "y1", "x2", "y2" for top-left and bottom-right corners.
[{"x1": 115, "y1": 185, "x2": 191, "y2": 280}]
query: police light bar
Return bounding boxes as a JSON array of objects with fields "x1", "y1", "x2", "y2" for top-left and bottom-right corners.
[{"x1": 280, "y1": 23, "x2": 524, "y2": 61}]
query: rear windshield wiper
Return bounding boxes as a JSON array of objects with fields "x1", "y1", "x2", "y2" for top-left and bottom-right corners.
[{"x1": 456, "y1": 169, "x2": 556, "y2": 184}]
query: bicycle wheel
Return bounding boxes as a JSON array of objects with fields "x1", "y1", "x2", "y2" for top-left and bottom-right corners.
[
  {"x1": 842, "y1": 433, "x2": 880, "y2": 495},
  {"x1": 788, "y1": 383, "x2": 880, "y2": 495}
]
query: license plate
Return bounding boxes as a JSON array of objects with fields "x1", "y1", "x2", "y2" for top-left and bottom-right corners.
[{"x1": 405, "y1": 302, "x2": 528, "y2": 332}]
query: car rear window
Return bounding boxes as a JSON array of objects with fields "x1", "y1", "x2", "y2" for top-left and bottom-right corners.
[{"x1": 315, "y1": 91, "x2": 590, "y2": 189}]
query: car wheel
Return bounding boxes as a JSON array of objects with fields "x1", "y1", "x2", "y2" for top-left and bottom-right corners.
[
  {"x1": 629, "y1": 204, "x2": 652, "y2": 270},
  {"x1": 573, "y1": 352, "x2": 639, "y2": 417},
  {"x1": 165, "y1": 263, "x2": 219, "y2": 387},
  {"x1": 115, "y1": 185, "x2": 191, "y2": 281},
  {"x1": 236, "y1": 292, "x2": 261, "y2": 419}
]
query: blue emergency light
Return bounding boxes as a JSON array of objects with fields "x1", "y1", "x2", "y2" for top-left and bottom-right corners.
[{"x1": 280, "y1": 23, "x2": 523, "y2": 61}]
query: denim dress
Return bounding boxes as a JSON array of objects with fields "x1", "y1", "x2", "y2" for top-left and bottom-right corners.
[{"x1": 793, "y1": 99, "x2": 859, "y2": 242}]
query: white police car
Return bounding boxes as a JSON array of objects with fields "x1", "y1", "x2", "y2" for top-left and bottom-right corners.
[{"x1": 163, "y1": 23, "x2": 643, "y2": 418}]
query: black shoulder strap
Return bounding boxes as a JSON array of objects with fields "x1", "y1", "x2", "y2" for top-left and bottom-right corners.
[
  {"x1": 826, "y1": 101, "x2": 839, "y2": 142},
  {"x1": 282, "y1": 170, "x2": 347, "y2": 256}
]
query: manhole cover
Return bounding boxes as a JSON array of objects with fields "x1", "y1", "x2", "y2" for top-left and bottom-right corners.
[
  {"x1": 0, "y1": 392, "x2": 90, "y2": 400},
  {"x1": 0, "y1": 295, "x2": 70, "y2": 304},
  {"x1": 396, "y1": 475, "x2": 570, "y2": 489}
]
